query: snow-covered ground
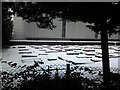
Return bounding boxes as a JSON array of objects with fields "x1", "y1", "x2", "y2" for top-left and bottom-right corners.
[{"x1": 1, "y1": 45, "x2": 120, "y2": 72}]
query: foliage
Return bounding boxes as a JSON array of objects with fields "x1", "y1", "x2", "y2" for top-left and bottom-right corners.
[
  {"x1": 12, "y1": 2, "x2": 120, "y2": 35},
  {"x1": 2, "y1": 3, "x2": 14, "y2": 46},
  {"x1": 2, "y1": 2, "x2": 120, "y2": 46},
  {"x1": 13, "y1": 2, "x2": 57, "y2": 30},
  {"x1": 1, "y1": 60, "x2": 120, "y2": 90}
]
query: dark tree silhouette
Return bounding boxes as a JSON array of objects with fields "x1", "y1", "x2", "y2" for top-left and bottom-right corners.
[{"x1": 2, "y1": 3, "x2": 15, "y2": 47}]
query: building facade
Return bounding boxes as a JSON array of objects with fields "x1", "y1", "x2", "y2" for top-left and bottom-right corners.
[{"x1": 12, "y1": 16, "x2": 119, "y2": 40}]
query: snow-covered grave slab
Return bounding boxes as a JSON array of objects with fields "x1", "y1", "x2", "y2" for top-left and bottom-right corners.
[
  {"x1": 45, "y1": 49, "x2": 57, "y2": 53},
  {"x1": 30, "y1": 45, "x2": 39, "y2": 49},
  {"x1": 109, "y1": 53, "x2": 120, "y2": 58},
  {"x1": 51, "y1": 47, "x2": 62, "y2": 51},
  {"x1": 109, "y1": 46, "x2": 118, "y2": 51},
  {"x1": 85, "y1": 52, "x2": 96, "y2": 56},
  {"x1": 69, "y1": 58, "x2": 92, "y2": 65},
  {"x1": 95, "y1": 51, "x2": 120, "y2": 58},
  {"x1": 38, "y1": 53, "x2": 48, "y2": 55},
  {"x1": 42, "y1": 45, "x2": 51, "y2": 48},
  {"x1": 68, "y1": 58, "x2": 92, "y2": 65},
  {"x1": 21, "y1": 54, "x2": 38, "y2": 58},
  {"x1": 82, "y1": 45, "x2": 94, "y2": 49},
  {"x1": 95, "y1": 49, "x2": 102, "y2": 54},
  {"x1": 58, "y1": 54, "x2": 92, "y2": 65},
  {"x1": 47, "y1": 55, "x2": 58, "y2": 61},
  {"x1": 39, "y1": 49, "x2": 47, "y2": 51},
  {"x1": 76, "y1": 54, "x2": 92, "y2": 58},
  {"x1": 19, "y1": 48, "x2": 29, "y2": 51},
  {"x1": 50, "y1": 46, "x2": 62, "y2": 52},
  {"x1": 83, "y1": 48, "x2": 95, "y2": 52},
  {"x1": 21, "y1": 58, "x2": 43, "y2": 63},
  {"x1": 18, "y1": 46, "x2": 26, "y2": 48},
  {"x1": 115, "y1": 46, "x2": 120, "y2": 52},
  {"x1": 58, "y1": 55, "x2": 75, "y2": 61},
  {"x1": 63, "y1": 45, "x2": 76, "y2": 51},
  {"x1": 30, "y1": 45, "x2": 43, "y2": 49},
  {"x1": 73, "y1": 48, "x2": 82, "y2": 50},
  {"x1": 42, "y1": 59, "x2": 67, "y2": 66},
  {"x1": 64, "y1": 48, "x2": 74, "y2": 51},
  {"x1": 114, "y1": 51, "x2": 120, "y2": 54},
  {"x1": 40, "y1": 55, "x2": 68, "y2": 66},
  {"x1": 95, "y1": 53, "x2": 102, "y2": 58},
  {"x1": 47, "y1": 58, "x2": 57, "y2": 61},
  {"x1": 19, "y1": 51, "x2": 32, "y2": 54},
  {"x1": 94, "y1": 46, "x2": 101, "y2": 49},
  {"x1": 72, "y1": 45, "x2": 82, "y2": 50},
  {"x1": 33, "y1": 46, "x2": 41, "y2": 49},
  {"x1": 90, "y1": 57, "x2": 102, "y2": 62},
  {"x1": 66, "y1": 51, "x2": 79, "y2": 55},
  {"x1": 109, "y1": 49, "x2": 115, "y2": 54}
]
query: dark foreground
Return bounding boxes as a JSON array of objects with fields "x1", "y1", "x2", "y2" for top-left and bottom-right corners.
[{"x1": 1, "y1": 61, "x2": 120, "y2": 90}]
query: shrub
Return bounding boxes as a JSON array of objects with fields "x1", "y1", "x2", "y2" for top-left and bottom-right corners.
[{"x1": 1, "y1": 60, "x2": 120, "y2": 90}]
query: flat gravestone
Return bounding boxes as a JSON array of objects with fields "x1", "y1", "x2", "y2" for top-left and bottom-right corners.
[
  {"x1": 66, "y1": 51, "x2": 79, "y2": 55},
  {"x1": 45, "y1": 50, "x2": 57, "y2": 53},
  {"x1": 85, "y1": 52, "x2": 95, "y2": 56},
  {"x1": 19, "y1": 51, "x2": 32, "y2": 54},
  {"x1": 19, "y1": 49, "x2": 29, "y2": 51},
  {"x1": 90, "y1": 58, "x2": 102, "y2": 62},
  {"x1": 21, "y1": 54, "x2": 37, "y2": 58},
  {"x1": 18, "y1": 46, "x2": 26, "y2": 48}
]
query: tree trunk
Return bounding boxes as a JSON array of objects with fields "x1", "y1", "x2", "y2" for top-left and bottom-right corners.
[
  {"x1": 101, "y1": 28, "x2": 111, "y2": 88},
  {"x1": 118, "y1": 34, "x2": 120, "y2": 70}
]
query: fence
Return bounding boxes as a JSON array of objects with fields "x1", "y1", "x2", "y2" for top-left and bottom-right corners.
[
  {"x1": 1, "y1": 62, "x2": 120, "y2": 90},
  {"x1": 3, "y1": 63, "x2": 120, "y2": 80},
  {"x1": 38, "y1": 64, "x2": 120, "y2": 80}
]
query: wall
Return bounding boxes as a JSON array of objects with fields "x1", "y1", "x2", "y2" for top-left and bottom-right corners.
[
  {"x1": 12, "y1": 16, "x2": 25, "y2": 40},
  {"x1": 66, "y1": 22, "x2": 95, "y2": 39},
  {"x1": 24, "y1": 18, "x2": 62, "y2": 39},
  {"x1": 12, "y1": 16, "x2": 119, "y2": 40}
]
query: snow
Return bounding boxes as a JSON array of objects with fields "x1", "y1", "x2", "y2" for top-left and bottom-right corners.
[{"x1": 1, "y1": 45, "x2": 120, "y2": 72}]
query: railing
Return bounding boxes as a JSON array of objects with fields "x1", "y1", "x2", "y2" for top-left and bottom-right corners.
[
  {"x1": 1, "y1": 62, "x2": 120, "y2": 90},
  {"x1": 2, "y1": 63, "x2": 120, "y2": 81}
]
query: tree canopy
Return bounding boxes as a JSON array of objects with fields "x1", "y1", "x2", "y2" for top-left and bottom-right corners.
[
  {"x1": 3, "y1": 2, "x2": 120, "y2": 34},
  {"x1": 2, "y1": 2, "x2": 14, "y2": 46},
  {"x1": 11, "y1": 2, "x2": 120, "y2": 35}
]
